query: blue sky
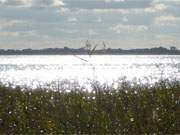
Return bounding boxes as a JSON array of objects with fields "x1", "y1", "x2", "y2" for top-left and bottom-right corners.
[{"x1": 0, "y1": 0, "x2": 180, "y2": 49}]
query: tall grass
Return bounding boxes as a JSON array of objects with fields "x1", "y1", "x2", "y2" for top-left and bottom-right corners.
[{"x1": 0, "y1": 80, "x2": 179, "y2": 134}]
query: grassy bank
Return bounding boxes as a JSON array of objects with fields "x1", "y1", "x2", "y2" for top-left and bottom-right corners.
[{"x1": 0, "y1": 80, "x2": 179, "y2": 134}]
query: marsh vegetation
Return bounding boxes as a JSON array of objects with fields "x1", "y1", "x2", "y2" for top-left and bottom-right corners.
[{"x1": 0, "y1": 80, "x2": 179, "y2": 134}]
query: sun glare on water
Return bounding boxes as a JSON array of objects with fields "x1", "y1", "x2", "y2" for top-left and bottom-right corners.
[{"x1": 0, "y1": 55, "x2": 179, "y2": 89}]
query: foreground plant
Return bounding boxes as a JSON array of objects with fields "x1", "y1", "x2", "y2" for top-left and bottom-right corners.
[{"x1": 0, "y1": 80, "x2": 179, "y2": 134}]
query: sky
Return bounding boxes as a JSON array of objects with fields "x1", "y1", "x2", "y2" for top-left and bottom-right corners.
[{"x1": 0, "y1": 0, "x2": 180, "y2": 49}]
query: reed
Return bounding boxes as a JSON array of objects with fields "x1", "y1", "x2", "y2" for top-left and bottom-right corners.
[{"x1": 0, "y1": 80, "x2": 179, "y2": 134}]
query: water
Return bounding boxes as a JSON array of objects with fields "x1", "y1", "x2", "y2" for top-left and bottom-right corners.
[{"x1": 0, "y1": 55, "x2": 180, "y2": 89}]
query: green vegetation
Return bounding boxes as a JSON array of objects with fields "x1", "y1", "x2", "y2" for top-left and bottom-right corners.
[{"x1": 0, "y1": 80, "x2": 179, "y2": 134}]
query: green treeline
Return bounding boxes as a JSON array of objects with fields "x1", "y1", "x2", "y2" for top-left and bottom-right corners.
[{"x1": 0, "y1": 46, "x2": 180, "y2": 55}]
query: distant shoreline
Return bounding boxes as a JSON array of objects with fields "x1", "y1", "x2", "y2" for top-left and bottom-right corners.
[
  {"x1": 0, "y1": 46, "x2": 180, "y2": 55},
  {"x1": 0, "y1": 54, "x2": 180, "y2": 56}
]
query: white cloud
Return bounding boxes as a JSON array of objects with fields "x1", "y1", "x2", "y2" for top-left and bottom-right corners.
[
  {"x1": 104, "y1": 0, "x2": 125, "y2": 2},
  {"x1": 0, "y1": 31, "x2": 20, "y2": 37},
  {"x1": 122, "y1": 16, "x2": 128, "y2": 22},
  {"x1": 153, "y1": 3, "x2": 167, "y2": 10},
  {"x1": 0, "y1": 0, "x2": 32, "y2": 7},
  {"x1": 0, "y1": 0, "x2": 65, "y2": 7},
  {"x1": 0, "y1": 0, "x2": 6, "y2": 3},
  {"x1": 155, "y1": 15, "x2": 180, "y2": 25},
  {"x1": 0, "y1": 19, "x2": 31, "y2": 29},
  {"x1": 59, "y1": 28, "x2": 78, "y2": 34},
  {"x1": 111, "y1": 24, "x2": 148, "y2": 33},
  {"x1": 153, "y1": 0, "x2": 180, "y2": 2},
  {"x1": 88, "y1": 29, "x2": 98, "y2": 36},
  {"x1": 67, "y1": 17, "x2": 78, "y2": 22},
  {"x1": 145, "y1": 3, "x2": 168, "y2": 13},
  {"x1": 96, "y1": 17, "x2": 102, "y2": 23},
  {"x1": 91, "y1": 9, "x2": 130, "y2": 14},
  {"x1": 0, "y1": 30, "x2": 36, "y2": 37},
  {"x1": 52, "y1": 0, "x2": 64, "y2": 6}
]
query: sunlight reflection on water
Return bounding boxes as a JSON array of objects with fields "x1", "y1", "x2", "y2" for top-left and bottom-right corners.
[{"x1": 0, "y1": 55, "x2": 180, "y2": 89}]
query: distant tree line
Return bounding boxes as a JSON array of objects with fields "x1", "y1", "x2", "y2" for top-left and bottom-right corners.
[{"x1": 0, "y1": 46, "x2": 179, "y2": 55}]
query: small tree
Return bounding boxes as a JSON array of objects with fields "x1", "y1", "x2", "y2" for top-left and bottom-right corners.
[{"x1": 170, "y1": 46, "x2": 177, "y2": 51}]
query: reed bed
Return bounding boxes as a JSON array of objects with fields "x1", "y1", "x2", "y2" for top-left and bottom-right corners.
[{"x1": 0, "y1": 80, "x2": 179, "y2": 134}]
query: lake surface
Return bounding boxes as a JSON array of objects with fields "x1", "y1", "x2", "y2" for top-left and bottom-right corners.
[{"x1": 0, "y1": 55, "x2": 180, "y2": 89}]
